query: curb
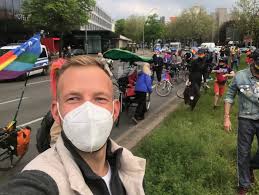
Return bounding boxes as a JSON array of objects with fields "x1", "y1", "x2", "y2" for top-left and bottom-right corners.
[{"x1": 115, "y1": 84, "x2": 185, "y2": 150}]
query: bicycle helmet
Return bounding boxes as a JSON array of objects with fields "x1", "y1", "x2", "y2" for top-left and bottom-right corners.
[{"x1": 197, "y1": 49, "x2": 206, "y2": 58}]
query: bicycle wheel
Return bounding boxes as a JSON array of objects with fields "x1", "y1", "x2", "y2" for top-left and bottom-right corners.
[
  {"x1": 155, "y1": 80, "x2": 172, "y2": 97},
  {"x1": 179, "y1": 70, "x2": 189, "y2": 82}
]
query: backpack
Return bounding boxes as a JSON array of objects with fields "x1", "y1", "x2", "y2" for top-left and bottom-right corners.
[
  {"x1": 36, "y1": 111, "x2": 54, "y2": 153},
  {"x1": 16, "y1": 127, "x2": 31, "y2": 156}
]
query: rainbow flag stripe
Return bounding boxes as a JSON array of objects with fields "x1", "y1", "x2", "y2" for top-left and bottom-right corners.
[{"x1": 0, "y1": 34, "x2": 41, "y2": 80}]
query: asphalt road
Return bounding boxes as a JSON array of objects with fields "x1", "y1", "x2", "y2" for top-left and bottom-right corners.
[{"x1": 0, "y1": 60, "x2": 184, "y2": 184}]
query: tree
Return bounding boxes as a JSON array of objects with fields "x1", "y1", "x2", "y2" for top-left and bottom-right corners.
[
  {"x1": 232, "y1": 0, "x2": 259, "y2": 46},
  {"x1": 115, "y1": 19, "x2": 126, "y2": 36},
  {"x1": 123, "y1": 15, "x2": 145, "y2": 42},
  {"x1": 144, "y1": 14, "x2": 166, "y2": 45},
  {"x1": 22, "y1": 0, "x2": 95, "y2": 56},
  {"x1": 166, "y1": 7, "x2": 215, "y2": 45}
]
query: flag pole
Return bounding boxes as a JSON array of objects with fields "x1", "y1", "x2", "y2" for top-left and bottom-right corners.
[{"x1": 13, "y1": 72, "x2": 30, "y2": 123}]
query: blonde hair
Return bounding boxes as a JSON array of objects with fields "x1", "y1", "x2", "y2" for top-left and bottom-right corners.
[
  {"x1": 55, "y1": 55, "x2": 115, "y2": 98},
  {"x1": 56, "y1": 55, "x2": 110, "y2": 82},
  {"x1": 143, "y1": 63, "x2": 152, "y2": 76}
]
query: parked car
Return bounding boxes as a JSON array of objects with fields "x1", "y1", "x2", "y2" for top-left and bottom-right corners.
[
  {"x1": 200, "y1": 42, "x2": 216, "y2": 50},
  {"x1": 214, "y1": 46, "x2": 222, "y2": 52},
  {"x1": 240, "y1": 46, "x2": 257, "y2": 53},
  {"x1": 170, "y1": 42, "x2": 181, "y2": 53},
  {"x1": 0, "y1": 44, "x2": 49, "y2": 80},
  {"x1": 240, "y1": 47, "x2": 248, "y2": 53},
  {"x1": 70, "y1": 49, "x2": 85, "y2": 56},
  {"x1": 249, "y1": 46, "x2": 256, "y2": 52}
]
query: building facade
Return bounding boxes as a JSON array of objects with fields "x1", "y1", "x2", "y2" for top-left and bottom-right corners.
[
  {"x1": 0, "y1": 0, "x2": 31, "y2": 45},
  {"x1": 215, "y1": 8, "x2": 230, "y2": 27},
  {"x1": 86, "y1": 6, "x2": 113, "y2": 31},
  {"x1": 76, "y1": 5, "x2": 118, "y2": 54},
  {"x1": 0, "y1": 0, "x2": 23, "y2": 19},
  {"x1": 0, "y1": 2, "x2": 123, "y2": 54}
]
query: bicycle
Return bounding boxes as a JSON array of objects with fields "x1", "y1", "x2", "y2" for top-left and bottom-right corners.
[
  {"x1": 155, "y1": 67, "x2": 177, "y2": 97},
  {"x1": 178, "y1": 62, "x2": 190, "y2": 82}
]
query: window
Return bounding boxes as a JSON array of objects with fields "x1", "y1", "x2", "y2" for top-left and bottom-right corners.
[
  {"x1": 0, "y1": 49, "x2": 10, "y2": 56},
  {"x1": 39, "y1": 48, "x2": 47, "y2": 58}
]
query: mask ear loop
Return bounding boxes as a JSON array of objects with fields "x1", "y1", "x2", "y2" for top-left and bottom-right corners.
[
  {"x1": 57, "y1": 102, "x2": 64, "y2": 122},
  {"x1": 111, "y1": 101, "x2": 115, "y2": 117}
]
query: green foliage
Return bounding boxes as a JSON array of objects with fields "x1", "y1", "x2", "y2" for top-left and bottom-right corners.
[
  {"x1": 115, "y1": 19, "x2": 126, "y2": 36},
  {"x1": 166, "y1": 6, "x2": 215, "y2": 43},
  {"x1": 22, "y1": 0, "x2": 95, "y2": 32},
  {"x1": 123, "y1": 15, "x2": 145, "y2": 42},
  {"x1": 118, "y1": 14, "x2": 166, "y2": 43},
  {"x1": 232, "y1": 0, "x2": 259, "y2": 44},
  {"x1": 144, "y1": 14, "x2": 165, "y2": 44},
  {"x1": 134, "y1": 57, "x2": 259, "y2": 194}
]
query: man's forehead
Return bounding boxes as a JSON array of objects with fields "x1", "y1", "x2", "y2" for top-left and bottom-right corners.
[{"x1": 57, "y1": 66, "x2": 113, "y2": 95}]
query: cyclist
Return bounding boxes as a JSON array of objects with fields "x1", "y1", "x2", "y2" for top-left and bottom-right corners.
[
  {"x1": 171, "y1": 49, "x2": 182, "y2": 79},
  {"x1": 152, "y1": 51, "x2": 163, "y2": 83},
  {"x1": 163, "y1": 50, "x2": 172, "y2": 70},
  {"x1": 189, "y1": 49, "x2": 206, "y2": 89}
]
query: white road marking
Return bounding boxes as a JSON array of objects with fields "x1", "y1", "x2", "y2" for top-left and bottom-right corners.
[
  {"x1": 27, "y1": 79, "x2": 50, "y2": 86},
  {"x1": 0, "y1": 97, "x2": 29, "y2": 105},
  {"x1": 18, "y1": 117, "x2": 43, "y2": 128}
]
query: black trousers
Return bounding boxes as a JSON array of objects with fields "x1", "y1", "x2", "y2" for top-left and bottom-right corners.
[
  {"x1": 134, "y1": 91, "x2": 147, "y2": 119},
  {"x1": 152, "y1": 66, "x2": 163, "y2": 82},
  {"x1": 237, "y1": 118, "x2": 259, "y2": 187}
]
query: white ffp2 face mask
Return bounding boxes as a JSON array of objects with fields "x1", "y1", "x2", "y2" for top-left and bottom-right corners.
[{"x1": 57, "y1": 101, "x2": 114, "y2": 152}]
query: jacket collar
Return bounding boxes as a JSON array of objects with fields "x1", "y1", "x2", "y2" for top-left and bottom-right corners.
[{"x1": 55, "y1": 135, "x2": 146, "y2": 195}]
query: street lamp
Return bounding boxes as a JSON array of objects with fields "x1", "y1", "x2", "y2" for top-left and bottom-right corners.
[{"x1": 143, "y1": 8, "x2": 158, "y2": 54}]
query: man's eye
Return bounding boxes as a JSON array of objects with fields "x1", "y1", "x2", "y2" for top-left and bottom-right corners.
[
  {"x1": 67, "y1": 97, "x2": 80, "y2": 102},
  {"x1": 96, "y1": 97, "x2": 108, "y2": 103}
]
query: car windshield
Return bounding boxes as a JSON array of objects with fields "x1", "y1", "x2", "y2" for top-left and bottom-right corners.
[
  {"x1": 0, "y1": 49, "x2": 11, "y2": 56},
  {"x1": 171, "y1": 44, "x2": 179, "y2": 49},
  {"x1": 39, "y1": 48, "x2": 47, "y2": 58}
]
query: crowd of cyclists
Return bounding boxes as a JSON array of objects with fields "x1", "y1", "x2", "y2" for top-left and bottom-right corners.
[{"x1": 150, "y1": 45, "x2": 254, "y2": 110}]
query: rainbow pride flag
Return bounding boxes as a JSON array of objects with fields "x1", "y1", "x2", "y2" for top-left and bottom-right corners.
[{"x1": 0, "y1": 34, "x2": 41, "y2": 80}]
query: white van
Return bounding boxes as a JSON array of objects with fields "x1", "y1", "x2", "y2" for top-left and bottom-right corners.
[
  {"x1": 0, "y1": 44, "x2": 49, "y2": 79},
  {"x1": 170, "y1": 42, "x2": 181, "y2": 52},
  {"x1": 200, "y1": 42, "x2": 216, "y2": 50}
]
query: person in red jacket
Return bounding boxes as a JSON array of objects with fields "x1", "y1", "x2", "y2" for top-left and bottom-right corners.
[{"x1": 212, "y1": 57, "x2": 235, "y2": 109}]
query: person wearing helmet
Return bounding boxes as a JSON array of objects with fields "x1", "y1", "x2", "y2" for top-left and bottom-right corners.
[
  {"x1": 184, "y1": 49, "x2": 206, "y2": 110},
  {"x1": 211, "y1": 57, "x2": 235, "y2": 109},
  {"x1": 152, "y1": 51, "x2": 163, "y2": 82},
  {"x1": 189, "y1": 49, "x2": 206, "y2": 87},
  {"x1": 163, "y1": 50, "x2": 172, "y2": 70},
  {"x1": 224, "y1": 49, "x2": 259, "y2": 194}
]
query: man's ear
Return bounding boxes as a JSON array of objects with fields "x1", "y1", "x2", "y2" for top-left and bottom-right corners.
[
  {"x1": 113, "y1": 99, "x2": 120, "y2": 122},
  {"x1": 51, "y1": 99, "x2": 61, "y2": 125}
]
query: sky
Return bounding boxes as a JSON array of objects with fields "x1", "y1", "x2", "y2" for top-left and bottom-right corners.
[{"x1": 96, "y1": 0, "x2": 236, "y2": 20}]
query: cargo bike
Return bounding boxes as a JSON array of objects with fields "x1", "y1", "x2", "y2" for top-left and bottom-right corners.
[{"x1": 103, "y1": 49, "x2": 152, "y2": 126}]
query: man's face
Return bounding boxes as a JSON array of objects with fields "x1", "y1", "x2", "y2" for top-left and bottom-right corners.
[{"x1": 51, "y1": 66, "x2": 120, "y2": 125}]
